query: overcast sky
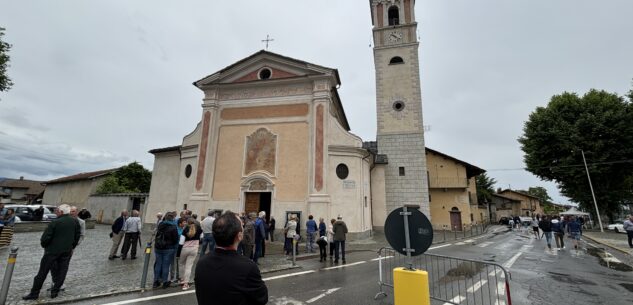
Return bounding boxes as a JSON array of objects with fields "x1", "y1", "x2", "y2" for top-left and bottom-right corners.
[{"x1": 1, "y1": 0, "x2": 632, "y2": 204}]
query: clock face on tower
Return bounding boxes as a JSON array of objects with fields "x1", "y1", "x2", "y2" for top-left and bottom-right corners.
[{"x1": 387, "y1": 30, "x2": 403, "y2": 43}]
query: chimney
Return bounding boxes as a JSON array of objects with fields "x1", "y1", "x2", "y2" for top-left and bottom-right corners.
[{"x1": 20, "y1": 176, "x2": 24, "y2": 180}]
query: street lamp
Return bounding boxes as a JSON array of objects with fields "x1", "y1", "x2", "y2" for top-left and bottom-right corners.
[{"x1": 580, "y1": 149, "x2": 604, "y2": 233}]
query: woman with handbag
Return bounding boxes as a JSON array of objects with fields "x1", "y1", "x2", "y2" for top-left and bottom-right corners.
[{"x1": 179, "y1": 218, "x2": 201, "y2": 290}]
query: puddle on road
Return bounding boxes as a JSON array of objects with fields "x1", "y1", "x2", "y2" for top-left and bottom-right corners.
[
  {"x1": 586, "y1": 247, "x2": 633, "y2": 272},
  {"x1": 548, "y1": 271, "x2": 597, "y2": 285},
  {"x1": 440, "y1": 262, "x2": 485, "y2": 283},
  {"x1": 620, "y1": 283, "x2": 633, "y2": 292}
]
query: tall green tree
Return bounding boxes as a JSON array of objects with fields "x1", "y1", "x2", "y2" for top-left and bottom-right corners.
[
  {"x1": 526, "y1": 186, "x2": 551, "y2": 204},
  {"x1": 519, "y1": 89, "x2": 633, "y2": 221},
  {"x1": 476, "y1": 173, "x2": 497, "y2": 204},
  {"x1": 0, "y1": 27, "x2": 13, "y2": 94},
  {"x1": 96, "y1": 162, "x2": 152, "y2": 194}
]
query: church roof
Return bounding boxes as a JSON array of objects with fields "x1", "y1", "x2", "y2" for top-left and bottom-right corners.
[
  {"x1": 148, "y1": 145, "x2": 181, "y2": 154},
  {"x1": 193, "y1": 50, "x2": 341, "y2": 87}
]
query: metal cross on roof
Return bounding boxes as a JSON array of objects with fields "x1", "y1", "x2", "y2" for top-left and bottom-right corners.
[{"x1": 261, "y1": 34, "x2": 274, "y2": 50}]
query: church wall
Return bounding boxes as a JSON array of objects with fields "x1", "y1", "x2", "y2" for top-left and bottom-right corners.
[
  {"x1": 371, "y1": 165, "x2": 387, "y2": 231},
  {"x1": 176, "y1": 154, "x2": 198, "y2": 211},
  {"x1": 327, "y1": 151, "x2": 371, "y2": 235},
  {"x1": 327, "y1": 112, "x2": 362, "y2": 148},
  {"x1": 212, "y1": 122, "x2": 309, "y2": 202},
  {"x1": 146, "y1": 151, "x2": 180, "y2": 222},
  {"x1": 429, "y1": 189, "x2": 472, "y2": 230}
]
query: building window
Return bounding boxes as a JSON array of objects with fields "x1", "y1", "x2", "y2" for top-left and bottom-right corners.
[
  {"x1": 185, "y1": 164, "x2": 192, "y2": 178},
  {"x1": 258, "y1": 68, "x2": 272, "y2": 80},
  {"x1": 392, "y1": 100, "x2": 405, "y2": 111},
  {"x1": 399, "y1": 167, "x2": 405, "y2": 176},
  {"x1": 336, "y1": 163, "x2": 349, "y2": 180},
  {"x1": 389, "y1": 56, "x2": 404, "y2": 64},
  {"x1": 388, "y1": 6, "x2": 399, "y2": 25}
]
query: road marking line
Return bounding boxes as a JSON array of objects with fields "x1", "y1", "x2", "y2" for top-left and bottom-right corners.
[
  {"x1": 99, "y1": 291, "x2": 195, "y2": 305},
  {"x1": 503, "y1": 252, "x2": 522, "y2": 269},
  {"x1": 306, "y1": 287, "x2": 341, "y2": 303},
  {"x1": 494, "y1": 299, "x2": 506, "y2": 305},
  {"x1": 429, "y1": 244, "x2": 451, "y2": 250},
  {"x1": 443, "y1": 295, "x2": 465, "y2": 305},
  {"x1": 497, "y1": 282, "x2": 505, "y2": 296},
  {"x1": 263, "y1": 270, "x2": 315, "y2": 281},
  {"x1": 467, "y1": 280, "x2": 488, "y2": 293},
  {"x1": 478, "y1": 241, "x2": 494, "y2": 248},
  {"x1": 371, "y1": 256, "x2": 394, "y2": 261},
  {"x1": 322, "y1": 261, "x2": 366, "y2": 270}
]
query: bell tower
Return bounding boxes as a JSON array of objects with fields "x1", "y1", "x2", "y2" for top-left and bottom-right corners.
[{"x1": 370, "y1": 0, "x2": 430, "y2": 217}]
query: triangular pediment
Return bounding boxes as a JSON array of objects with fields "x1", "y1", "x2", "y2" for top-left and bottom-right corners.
[{"x1": 194, "y1": 50, "x2": 340, "y2": 87}]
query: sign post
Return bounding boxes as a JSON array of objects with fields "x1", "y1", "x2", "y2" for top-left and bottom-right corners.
[{"x1": 385, "y1": 205, "x2": 433, "y2": 305}]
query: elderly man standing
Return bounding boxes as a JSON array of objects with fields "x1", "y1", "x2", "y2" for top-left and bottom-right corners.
[
  {"x1": 23, "y1": 204, "x2": 80, "y2": 300},
  {"x1": 70, "y1": 206, "x2": 86, "y2": 245},
  {"x1": 333, "y1": 215, "x2": 348, "y2": 264},
  {"x1": 121, "y1": 210, "x2": 142, "y2": 260},
  {"x1": 624, "y1": 214, "x2": 633, "y2": 249},
  {"x1": 109, "y1": 210, "x2": 128, "y2": 260},
  {"x1": 200, "y1": 210, "x2": 216, "y2": 255}
]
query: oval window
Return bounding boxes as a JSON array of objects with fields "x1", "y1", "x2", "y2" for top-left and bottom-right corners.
[
  {"x1": 185, "y1": 164, "x2": 192, "y2": 178},
  {"x1": 336, "y1": 164, "x2": 349, "y2": 180}
]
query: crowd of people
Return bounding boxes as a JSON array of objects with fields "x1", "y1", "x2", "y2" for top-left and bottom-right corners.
[{"x1": 508, "y1": 214, "x2": 586, "y2": 251}]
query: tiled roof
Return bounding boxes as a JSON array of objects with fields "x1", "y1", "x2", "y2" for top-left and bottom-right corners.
[
  {"x1": 499, "y1": 189, "x2": 542, "y2": 201},
  {"x1": 148, "y1": 145, "x2": 181, "y2": 154},
  {"x1": 46, "y1": 169, "x2": 117, "y2": 185},
  {"x1": 492, "y1": 193, "x2": 521, "y2": 202},
  {"x1": 0, "y1": 178, "x2": 45, "y2": 195}
]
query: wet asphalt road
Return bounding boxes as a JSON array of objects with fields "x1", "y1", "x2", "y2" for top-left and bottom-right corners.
[{"x1": 68, "y1": 228, "x2": 633, "y2": 305}]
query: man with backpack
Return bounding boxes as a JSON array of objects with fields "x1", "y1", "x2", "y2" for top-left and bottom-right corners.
[{"x1": 153, "y1": 212, "x2": 179, "y2": 289}]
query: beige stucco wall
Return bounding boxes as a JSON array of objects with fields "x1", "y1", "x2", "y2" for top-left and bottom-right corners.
[
  {"x1": 429, "y1": 189, "x2": 472, "y2": 230},
  {"x1": 426, "y1": 152, "x2": 468, "y2": 188},
  {"x1": 212, "y1": 122, "x2": 309, "y2": 202},
  {"x1": 371, "y1": 165, "x2": 387, "y2": 230},
  {"x1": 146, "y1": 151, "x2": 180, "y2": 220},
  {"x1": 42, "y1": 177, "x2": 106, "y2": 208}
]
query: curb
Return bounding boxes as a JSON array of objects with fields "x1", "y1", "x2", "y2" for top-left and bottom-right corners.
[{"x1": 582, "y1": 234, "x2": 632, "y2": 256}]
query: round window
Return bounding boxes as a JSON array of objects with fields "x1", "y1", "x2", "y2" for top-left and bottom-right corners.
[
  {"x1": 336, "y1": 164, "x2": 349, "y2": 180},
  {"x1": 259, "y1": 68, "x2": 272, "y2": 80},
  {"x1": 185, "y1": 164, "x2": 192, "y2": 178},
  {"x1": 393, "y1": 101, "x2": 405, "y2": 111}
]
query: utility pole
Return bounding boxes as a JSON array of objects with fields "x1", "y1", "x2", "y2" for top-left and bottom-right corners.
[{"x1": 581, "y1": 149, "x2": 604, "y2": 232}]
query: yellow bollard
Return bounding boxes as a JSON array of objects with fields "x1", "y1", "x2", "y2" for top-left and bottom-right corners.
[{"x1": 393, "y1": 267, "x2": 430, "y2": 305}]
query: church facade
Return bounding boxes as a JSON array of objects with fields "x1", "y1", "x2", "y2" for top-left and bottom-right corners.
[{"x1": 146, "y1": 0, "x2": 483, "y2": 237}]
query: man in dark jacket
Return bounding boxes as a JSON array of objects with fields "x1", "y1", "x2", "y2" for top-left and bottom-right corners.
[
  {"x1": 195, "y1": 211, "x2": 268, "y2": 305},
  {"x1": 332, "y1": 215, "x2": 348, "y2": 264},
  {"x1": 538, "y1": 216, "x2": 553, "y2": 250},
  {"x1": 153, "y1": 212, "x2": 179, "y2": 288},
  {"x1": 78, "y1": 208, "x2": 91, "y2": 220},
  {"x1": 23, "y1": 204, "x2": 81, "y2": 300},
  {"x1": 109, "y1": 210, "x2": 128, "y2": 260}
]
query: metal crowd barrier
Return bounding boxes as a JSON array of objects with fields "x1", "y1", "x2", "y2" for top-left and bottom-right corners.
[{"x1": 375, "y1": 247, "x2": 512, "y2": 305}]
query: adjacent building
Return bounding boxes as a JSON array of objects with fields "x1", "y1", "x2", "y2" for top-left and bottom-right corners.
[
  {"x1": 0, "y1": 177, "x2": 45, "y2": 204},
  {"x1": 42, "y1": 169, "x2": 116, "y2": 208}
]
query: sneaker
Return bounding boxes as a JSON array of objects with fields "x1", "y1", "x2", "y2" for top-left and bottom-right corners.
[
  {"x1": 182, "y1": 283, "x2": 190, "y2": 290},
  {"x1": 22, "y1": 293, "x2": 39, "y2": 300},
  {"x1": 162, "y1": 282, "x2": 171, "y2": 289},
  {"x1": 152, "y1": 281, "x2": 161, "y2": 289}
]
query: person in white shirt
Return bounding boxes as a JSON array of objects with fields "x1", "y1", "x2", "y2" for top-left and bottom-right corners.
[
  {"x1": 121, "y1": 210, "x2": 142, "y2": 260},
  {"x1": 200, "y1": 210, "x2": 216, "y2": 254},
  {"x1": 69, "y1": 206, "x2": 85, "y2": 245}
]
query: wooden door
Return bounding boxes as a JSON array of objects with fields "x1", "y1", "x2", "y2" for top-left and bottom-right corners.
[
  {"x1": 450, "y1": 211, "x2": 462, "y2": 230},
  {"x1": 245, "y1": 192, "x2": 260, "y2": 214}
]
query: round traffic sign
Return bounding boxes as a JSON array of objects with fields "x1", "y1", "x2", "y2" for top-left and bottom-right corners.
[{"x1": 384, "y1": 207, "x2": 433, "y2": 256}]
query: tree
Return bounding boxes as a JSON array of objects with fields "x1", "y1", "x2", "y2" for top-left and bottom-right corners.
[
  {"x1": 519, "y1": 89, "x2": 633, "y2": 222},
  {"x1": 95, "y1": 162, "x2": 152, "y2": 194},
  {"x1": 0, "y1": 27, "x2": 13, "y2": 94},
  {"x1": 476, "y1": 173, "x2": 497, "y2": 204},
  {"x1": 526, "y1": 186, "x2": 551, "y2": 204}
]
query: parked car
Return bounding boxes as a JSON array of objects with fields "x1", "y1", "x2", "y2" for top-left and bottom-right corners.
[
  {"x1": 607, "y1": 221, "x2": 626, "y2": 233},
  {"x1": 498, "y1": 217, "x2": 510, "y2": 225},
  {"x1": 4, "y1": 204, "x2": 56, "y2": 221}
]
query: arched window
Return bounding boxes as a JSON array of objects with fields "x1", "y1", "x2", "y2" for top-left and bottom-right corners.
[
  {"x1": 389, "y1": 56, "x2": 404, "y2": 64},
  {"x1": 388, "y1": 6, "x2": 399, "y2": 25}
]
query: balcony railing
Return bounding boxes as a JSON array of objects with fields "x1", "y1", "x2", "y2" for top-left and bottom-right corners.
[{"x1": 428, "y1": 176, "x2": 468, "y2": 189}]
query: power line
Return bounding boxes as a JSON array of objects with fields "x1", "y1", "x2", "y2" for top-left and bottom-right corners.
[{"x1": 485, "y1": 159, "x2": 633, "y2": 172}]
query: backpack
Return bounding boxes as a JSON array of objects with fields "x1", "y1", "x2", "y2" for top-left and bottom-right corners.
[{"x1": 154, "y1": 225, "x2": 169, "y2": 249}]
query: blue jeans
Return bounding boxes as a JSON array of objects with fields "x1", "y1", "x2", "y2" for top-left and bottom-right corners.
[
  {"x1": 306, "y1": 232, "x2": 316, "y2": 252},
  {"x1": 254, "y1": 239, "x2": 263, "y2": 263},
  {"x1": 334, "y1": 240, "x2": 345, "y2": 261},
  {"x1": 543, "y1": 232, "x2": 553, "y2": 247},
  {"x1": 200, "y1": 233, "x2": 215, "y2": 254},
  {"x1": 154, "y1": 248, "x2": 175, "y2": 283}
]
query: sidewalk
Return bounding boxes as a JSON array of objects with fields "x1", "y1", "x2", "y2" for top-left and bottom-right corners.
[{"x1": 582, "y1": 230, "x2": 633, "y2": 267}]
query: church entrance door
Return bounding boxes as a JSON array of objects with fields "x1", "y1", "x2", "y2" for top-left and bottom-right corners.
[
  {"x1": 450, "y1": 209, "x2": 462, "y2": 231},
  {"x1": 244, "y1": 192, "x2": 272, "y2": 222}
]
